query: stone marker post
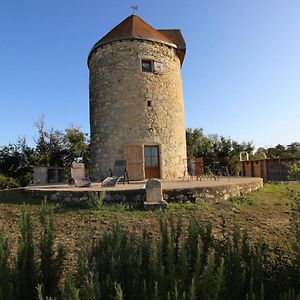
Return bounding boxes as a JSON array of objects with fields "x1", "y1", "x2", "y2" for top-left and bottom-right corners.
[{"x1": 144, "y1": 179, "x2": 167, "y2": 210}]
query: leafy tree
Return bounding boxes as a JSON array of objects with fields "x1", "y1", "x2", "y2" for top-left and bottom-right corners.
[
  {"x1": 186, "y1": 128, "x2": 254, "y2": 174},
  {"x1": 287, "y1": 143, "x2": 300, "y2": 157},
  {"x1": 34, "y1": 116, "x2": 65, "y2": 166},
  {"x1": 0, "y1": 115, "x2": 90, "y2": 187},
  {"x1": 0, "y1": 174, "x2": 20, "y2": 190},
  {"x1": 64, "y1": 126, "x2": 90, "y2": 173},
  {"x1": 33, "y1": 117, "x2": 90, "y2": 179},
  {"x1": 264, "y1": 143, "x2": 300, "y2": 159},
  {"x1": 288, "y1": 162, "x2": 300, "y2": 181},
  {"x1": 252, "y1": 147, "x2": 267, "y2": 160},
  {"x1": 186, "y1": 128, "x2": 213, "y2": 159},
  {"x1": 0, "y1": 138, "x2": 34, "y2": 186}
]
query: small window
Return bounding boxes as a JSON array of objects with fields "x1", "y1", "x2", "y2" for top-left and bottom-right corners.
[
  {"x1": 144, "y1": 145, "x2": 159, "y2": 167},
  {"x1": 142, "y1": 60, "x2": 153, "y2": 72}
]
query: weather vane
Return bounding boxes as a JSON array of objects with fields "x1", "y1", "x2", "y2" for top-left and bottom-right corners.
[{"x1": 131, "y1": 5, "x2": 138, "y2": 15}]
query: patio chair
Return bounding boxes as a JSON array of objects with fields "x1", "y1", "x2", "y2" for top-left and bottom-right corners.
[
  {"x1": 102, "y1": 160, "x2": 129, "y2": 187},
  {"x1": 70, "y1": 162, "x2": 91, "y2": 187}
]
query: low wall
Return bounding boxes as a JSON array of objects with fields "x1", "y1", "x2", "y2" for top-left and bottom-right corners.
[
  {"x1": 0, "y1": 179, "x2": 263, "y2": 208},
  {"x1": 164, "y1": 180, "x2": 263, "y2": 203}
]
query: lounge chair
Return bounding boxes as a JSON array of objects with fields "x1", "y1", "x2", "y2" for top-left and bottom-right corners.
[
  {"x1": 70, "y1": 162, "x2": 91, "y2": 187},
  {"x1": 102, "y1": 160, "x2": 129, "y2": 187}
]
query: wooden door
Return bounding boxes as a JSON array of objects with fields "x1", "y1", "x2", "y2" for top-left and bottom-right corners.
[
  {"x1": 144, "y1": 145, "x2": 161, "y2": 179},
  {"x1": 124, "y1": 145, "x2": 144, "y2": 180}
]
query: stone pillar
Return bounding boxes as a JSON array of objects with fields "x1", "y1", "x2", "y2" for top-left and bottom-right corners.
[{"x1": 144, "y1": 179, "x2": 167, "y2": 210}]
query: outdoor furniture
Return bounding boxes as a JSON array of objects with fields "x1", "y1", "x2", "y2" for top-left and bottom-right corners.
[
  {"x1": 102, "y1": 160, "x2": 129, "y2": 187},
  {"x1": 70, "y1": 162, "x2": 91, "y2": 187},
  {"x1": 182, "y1": 157, "x2": 204, "y2": 181},
  {"x1": 199, "y1": 166, "x2": 217, "y2": 181}
]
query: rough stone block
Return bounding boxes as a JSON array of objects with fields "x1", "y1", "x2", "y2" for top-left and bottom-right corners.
[{"x1": 145, "y1": 179, "x2": 163, "y2": 203}]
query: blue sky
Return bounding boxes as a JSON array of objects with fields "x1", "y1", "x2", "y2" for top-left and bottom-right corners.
[{"x1": 0, "y1": 0, "x2": 299, "y2": 149}]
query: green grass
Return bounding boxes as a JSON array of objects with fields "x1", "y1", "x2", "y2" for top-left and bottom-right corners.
[
  {"x1": 229, "y1": 183, "x2": 300, "y2": 208},
  {"x1": 168, "y1": 199, "x2": 213, "y2": 212}
]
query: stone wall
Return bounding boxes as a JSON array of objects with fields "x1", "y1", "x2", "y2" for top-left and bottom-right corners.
[
  {"x1": 1, "y1": 179, "x2": 263, "y2": 208},
  {"x1": 89, "y1": 39, "x2": 186, "y2": 180}
]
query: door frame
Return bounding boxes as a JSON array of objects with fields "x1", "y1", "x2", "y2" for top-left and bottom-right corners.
[{"x1": 144, "y1": 144, "x2": 161, "y2": 179}]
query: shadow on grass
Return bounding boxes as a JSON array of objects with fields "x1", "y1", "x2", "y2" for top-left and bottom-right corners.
[{"x1": 0, "y1": 188, "x2": 43, "y2": 205}]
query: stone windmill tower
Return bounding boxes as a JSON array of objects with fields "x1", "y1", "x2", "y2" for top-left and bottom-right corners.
[{"x1": 88, "y1": 14, "x2": 187, "y2": 180}]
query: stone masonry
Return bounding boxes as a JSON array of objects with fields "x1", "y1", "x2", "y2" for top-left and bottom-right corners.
[{"x1": 89, "y1": 39, "x2": 186, "y2": 180}]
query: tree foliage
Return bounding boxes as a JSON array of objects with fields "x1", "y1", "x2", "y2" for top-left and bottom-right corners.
[
  {"x1": 256, "y1": 143, "x2": 300, "y2": 159},
  {"x1": 0, "y1": 116, "x2": 89, "y2": 188},
  {"x1": 186, "y1": 128, "x2": 254, "y2": 174},
  {"x1": 0, "y1": 138, "x2": 34, "y2": 186},
  {"x1": 186, "y1": 128, "x2": 300, "y2": 175}
]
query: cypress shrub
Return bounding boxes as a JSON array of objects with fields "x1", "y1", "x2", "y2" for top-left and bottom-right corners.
[
  {"x1": 14, "y1": 210, "x2": 37, "y2": 300},
  {"x1": 39, "y1": 205, "x2": 65, "y2": 298},
  {"x1": 0, "y1": 230, "x2": 13, "y2": 299},
  {"x1": 2, "y1": 206, "x2": 300, "y2": 299}
]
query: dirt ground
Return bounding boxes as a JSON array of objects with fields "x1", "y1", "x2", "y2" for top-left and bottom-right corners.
[{"x1": 0, "y1": 183, "x2": 299, "y2": 277}]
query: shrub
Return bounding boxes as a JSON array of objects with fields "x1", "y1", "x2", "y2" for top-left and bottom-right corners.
[
  {"x1": 0, "y1": 174, "x2": 20, "y2": 190},
  {"x1": 69, "y1": 218, "x2": 300, "y2": 300},
  {"x1": 3, "y1": 207, "x2": 300, "y2": 299},
  {"x1": 15, "y1": 211, "x2": 37, "y2": 300},
  {"x1": 39, "y1": 204, "x2": 65, "y2": 298},
  {"x1": 0, "y1": 230, "x2": 13, "y2": 299},
  {"x1": 17, "y1": 172, "x2": 33, "y2": 187},
  {"x1": 288, "y1": 162, "x2": 300, "y2": 181}
]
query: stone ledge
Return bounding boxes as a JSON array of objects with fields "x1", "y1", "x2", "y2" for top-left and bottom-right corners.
[
  {"x1": 0, "y1": 178, "x2": 263, "y2": 209},
  {"x1": 144, "y1": 200, "x2": 168, "y2": 210}
]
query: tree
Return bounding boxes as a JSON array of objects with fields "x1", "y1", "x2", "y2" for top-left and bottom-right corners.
[
  {"x1": 185, "y1": 128, "x2": 254, "y2": 175},
  {"x1": 0, "y1": 138, "x2": 34, "y2": 186},
  {"x1": 287, "y1": 142, "x2": 300, "y2": 158},
  {"x1": 186, "y1": 128, "x2": 211, "y2": 158},
  {"x1": 288, "y1": 162, "x2": 300, "y2": 181},
  {"x1": 63, "y1": 126, "x2": 90, "y2": 177},
  {"x1": 264, "y1": 143, "x2": 300, "y2": 159},
  {"x1": 64, "y1": 127, "x2": 90, "y2": 167},
  {"x1": 0, "y1": 116, "x2": 90, "y2": 187},
  {"x1": 252, "y1": 147, "x2": 267, "y2": 160},
  {"x1": 33, "y1": 118, "x2": 90, "y2": 170},
  {"x1": 34, "y1": 116, "x2": 65, "y2": 166}
]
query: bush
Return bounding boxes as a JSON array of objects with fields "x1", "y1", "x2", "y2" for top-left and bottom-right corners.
[
  {"x1": 17, "y1": 172, "x2": 33, "y2": 187},
  {"x1": 0, "y1": 207, "x2": 65, "y2": 300},
  {"x1": 288, "y1": 162, "x2": 300, "y2": 181},
  {"x1": 2, "y1": 206, "x2": 300, "y2": 299},
  {"x1": 0, "y1": 174, "x2": 20, "y2": 190},
  {"x1": 67, "y1": 218, "x2": 300, "y2": 300}
]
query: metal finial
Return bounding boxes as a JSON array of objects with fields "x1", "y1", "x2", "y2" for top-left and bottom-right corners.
[{"x1": 131, "y1": 5, "x2": 138, "y2": 15}]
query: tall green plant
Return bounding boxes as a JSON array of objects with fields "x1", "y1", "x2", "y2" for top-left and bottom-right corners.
[
  {"x1": 289, "y1": 189, "x2": 300, "y2": 291},
  {"x1": 39, "y1": 204, "x2": 65, "y2": 298},
  {"x1": 0, "y1": 230, "x2": 13, "y2": 299},
  {"x1": 15, "y1": 211, "x2": 37, "y2": 300}
]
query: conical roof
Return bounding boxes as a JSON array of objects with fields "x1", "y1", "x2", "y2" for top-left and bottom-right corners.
[
  {"x1": 88, "y1": 15, "x2": 186, "y2": 65},
  {"x1": 94, "y1": 15, "x2": 174, "y2": 47}
]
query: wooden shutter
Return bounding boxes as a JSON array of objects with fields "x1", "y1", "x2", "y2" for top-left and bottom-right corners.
[
  {"x1": 124, "y1": 145, "x2": 144, "y2": 180},
  {"x1": 194, "y1": 157, "x2": 204, "y2": 176}
]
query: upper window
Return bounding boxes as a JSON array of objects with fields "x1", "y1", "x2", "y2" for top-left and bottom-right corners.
[{"x1": 141, "y1": 60, "x2": 153, "y2": 72}]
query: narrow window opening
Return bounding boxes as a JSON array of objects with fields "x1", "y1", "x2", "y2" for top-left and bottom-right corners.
[
  {"x1": 147, "y1": 100, "x2": 152, "y2": 107},
  {"x1": 142, "y1": 60, "x2": 153, "y2": 72}
]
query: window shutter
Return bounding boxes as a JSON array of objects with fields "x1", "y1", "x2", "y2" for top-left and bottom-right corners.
[
  {"x1": 153, "y1": 61, "x2": 164, "y2": 74},
  {"x1": 124, "y1": 145, "x2": 144, "y2": 180}
]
